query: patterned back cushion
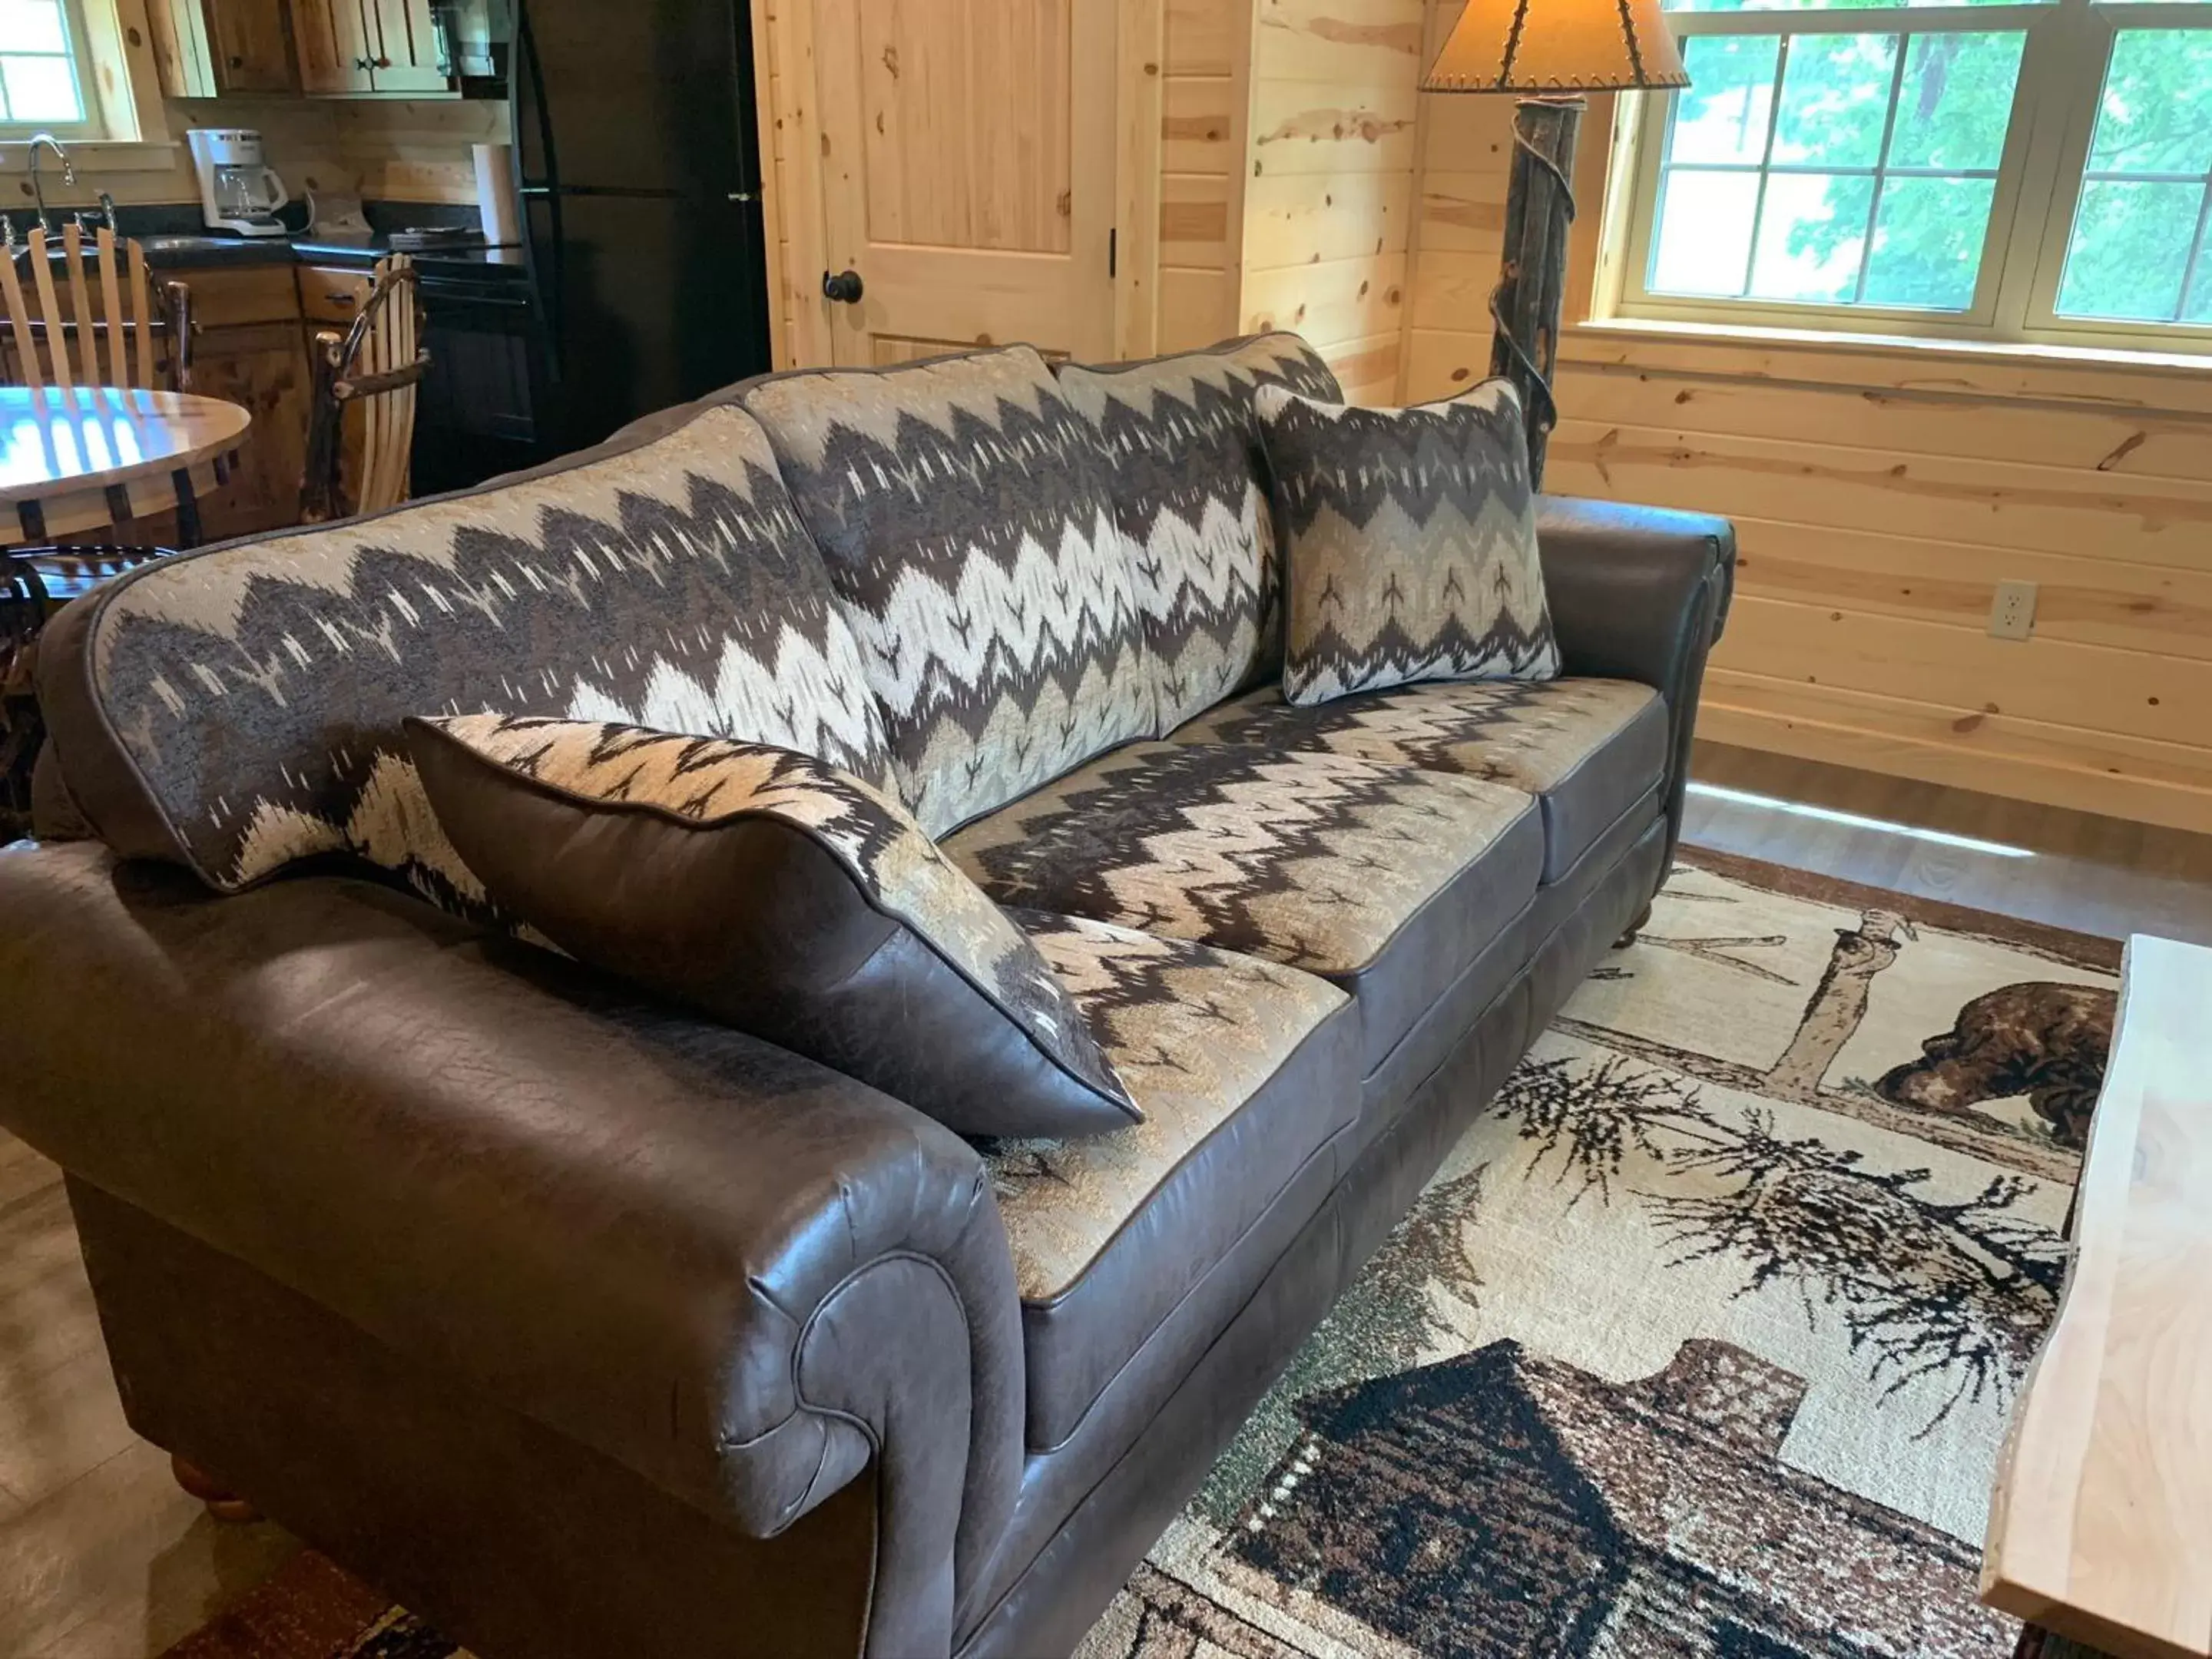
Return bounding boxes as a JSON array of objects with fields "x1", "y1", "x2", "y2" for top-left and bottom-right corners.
[
  {"x1": 407, "y1": 714, "x2": 1139, "y2": 1139},
  {"x1": 740, "y1": 347, "x2": 1155, "y2": 837},
  {"x1": 1255, "y1": 380, "x2": 1561, "y2": 707},
  {"x1": 1056, "y1": 334, "x2": 1343, "y2": 733},
  {"x1": 38, "y1": 404, "x2": 893, "y2": 909}
]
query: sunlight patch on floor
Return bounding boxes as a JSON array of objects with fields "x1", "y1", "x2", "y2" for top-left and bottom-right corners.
[{"x1": 1687, "y1": 782, "x2": 2038, "y2": 860}]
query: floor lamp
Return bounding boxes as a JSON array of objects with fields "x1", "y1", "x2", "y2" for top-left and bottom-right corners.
[{"x1": 1422, "y1": 0, "x2": 1687, "y2": 488}]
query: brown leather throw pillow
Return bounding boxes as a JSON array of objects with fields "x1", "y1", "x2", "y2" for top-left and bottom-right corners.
[{"x1": 406, "y1": 714, "x2": 1141, "y2": 1139}]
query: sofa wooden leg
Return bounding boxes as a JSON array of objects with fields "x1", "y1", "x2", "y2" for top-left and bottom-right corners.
[
  {"x1": 1614, "y1": 902, "x2": 1653, "y2": 949},
  {"x1": 171, "y1": 1453, "x2": 263, "y2": 1523}
]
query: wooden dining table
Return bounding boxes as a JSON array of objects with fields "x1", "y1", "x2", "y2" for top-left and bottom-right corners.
[{"x1": 0, "y1": 384, "x2": 252, "y2": 549}]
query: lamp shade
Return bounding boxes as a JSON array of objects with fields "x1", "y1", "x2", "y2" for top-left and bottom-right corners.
[{"x1": 1422, "y1": 0, "x2": 1689, "y2": 93}]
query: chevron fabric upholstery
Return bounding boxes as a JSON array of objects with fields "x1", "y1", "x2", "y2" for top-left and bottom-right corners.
[
  {"x1": 985, "y1": 909, "x2": 1348, "y2": 1302},
  {"x1": 945, "y1": 740, "x2": 1532, "y2": 979},
  {"x1": 1256, "y1": 379, "x2": 1561, "y2": 707},
  {"x1": 406, "y1": 714, "x2": 1138, "y2": 1137},
  {"x1": 40, "y1": 405, "x2": 892, "y2": 911},
  {"x1": 1056, "y1": 334, "x2": 1343, "y2": 732},
  {"x1": 1171, "y1": 677, "x2": 1657, "y2": 783},
  {"x1": 1166, "y1": 677, "x2": 1667, "y2": 882},
  {"x1": 741, "y1": 348, "x2": 1156, "y2": 837}
]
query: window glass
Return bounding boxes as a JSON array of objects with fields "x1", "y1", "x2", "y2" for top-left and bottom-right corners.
[
  {"x1": 0, "y1": 0, "x2": 84, "y2": 125},
  {"x1": 2057, "y1": 29, "x2": 2212, "y2": 322},
  {"x1": 1647, "y1": 25, "x2": 2025, "y2": 310}
]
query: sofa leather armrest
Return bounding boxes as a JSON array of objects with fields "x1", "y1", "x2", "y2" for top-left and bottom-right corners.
[
  {"x1": 0, "y1": 843, "x2": 1023, "y2": 1658},
  {"x1": 1535, "y1": 494, "x2": 1736, "y2": 869}
]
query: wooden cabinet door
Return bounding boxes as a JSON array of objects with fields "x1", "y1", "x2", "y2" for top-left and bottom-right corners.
[
  {"x1": 293, "y1": 0, "x2": 377, "y2": 92},
  {"x1": 810, "y1": 0, "x2": 1118, "y2": 366},
  {"x1": 187, "y1": 322, "x2": 313, "y2": 538},
  {"x1": 364, "y1": 0, "x2": 452, "y2": 91},
  {"x1": 205, "y1": 0, "x2": 296, "y2": 91}
]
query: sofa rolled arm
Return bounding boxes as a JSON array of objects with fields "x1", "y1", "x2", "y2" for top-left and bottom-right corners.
[
  {"x1": 0, "y1": 843, "x2": 1024, "y2": 1658},
  {"x1": 1535, "y1": 495, "x2": 1736, "y2": 870}
]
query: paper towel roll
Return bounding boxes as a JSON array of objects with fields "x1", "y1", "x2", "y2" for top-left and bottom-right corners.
[{"x1": 475, "y1": 142, "x2": 522, "y2": 247}]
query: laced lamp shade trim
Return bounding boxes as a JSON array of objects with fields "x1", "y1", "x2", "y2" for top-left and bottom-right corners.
[{"x1": 1420, "y1": 0, "x2": 1688, "y2": 94}]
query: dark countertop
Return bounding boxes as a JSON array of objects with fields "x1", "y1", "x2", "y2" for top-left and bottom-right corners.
[{"x1": 131, "y1": 230, "x2": 529, "y2": 278}]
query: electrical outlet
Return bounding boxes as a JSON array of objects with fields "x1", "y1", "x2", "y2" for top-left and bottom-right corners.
[{"x1": 1989, "y1": 580, "x2": 2037, "y2": 641}]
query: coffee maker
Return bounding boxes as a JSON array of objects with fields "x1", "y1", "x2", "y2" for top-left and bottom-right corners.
[{"x1": 186, "y1": 129, "x2": 290, "y2": 237}]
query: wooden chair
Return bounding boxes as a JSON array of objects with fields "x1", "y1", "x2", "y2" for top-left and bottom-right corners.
[
  {"x1": 0, "y1": 224, "x2": 193, "y2": 394},
  {"x1": 302, "y1": 253, "x2": 429, "y2": 522}
]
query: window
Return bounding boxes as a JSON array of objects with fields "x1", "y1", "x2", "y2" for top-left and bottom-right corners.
[
  {"x1": 0, "y1": 0, "x2": 95, "y2": 134},
  {"x1": 1616, "y1": 0, "x2": 2212, "y2": 351}
]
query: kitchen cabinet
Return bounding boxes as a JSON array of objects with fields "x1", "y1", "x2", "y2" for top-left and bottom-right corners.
[
  {"x1": 185, "y1": 267, "x2": 314, "y2": 540},
  {"x1": 189, "y1": 320, "x2": 315, "y2": 538},
  {"x1": 208, "y1": 0, "x2": 297, "y2": 91},
  {"x1": 145, "y1": 0, "x2": 300, "y2": 95},
  {"x1": 293, "y1": 0, "x2": 451, "y2": 94},
  {"x1": 298, "y1": 263, "x2": 375, "y2": 326},
  {"x1": 292, "y1": 0, "x2": 378, "y2": 92}
]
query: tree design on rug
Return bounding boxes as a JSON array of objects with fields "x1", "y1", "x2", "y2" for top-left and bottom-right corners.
[
  {"x1": 1498, "y1": 1054, "x2": 2066, "y2": 1428},
  {"x1": 1561, "y1": 877, "x2": 2103, "y2": 1183}
]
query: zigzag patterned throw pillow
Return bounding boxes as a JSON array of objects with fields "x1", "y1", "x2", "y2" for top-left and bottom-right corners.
[
  {"x1": 406, "y1": 714, "x2": 1141, "y2": 1139},
  {"x1": 1056, "y1": 334, "x2": 1343, "y2": 733},
  {"x1": 742, "y1": 347, "x2": 1156, "y2": 837},
  {"x1": 1256, "y1": 380, "x2": 1561, "y2": 707}
]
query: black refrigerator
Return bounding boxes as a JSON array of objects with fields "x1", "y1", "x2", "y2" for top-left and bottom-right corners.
[{"x1": 510, "y1": 0, "x2": 773, "y2": 457}]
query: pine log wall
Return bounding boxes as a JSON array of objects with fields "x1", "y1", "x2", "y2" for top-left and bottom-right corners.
[
  {"x1": 1159, "y1": 0, "x2": 1422, "y2": 403},
  {"x1": 1399, "y1": 89, "x2": 2212, "y2": 834}
]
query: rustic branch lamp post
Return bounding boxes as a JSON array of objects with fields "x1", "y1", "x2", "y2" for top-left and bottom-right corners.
[{"x1": 1422, "y1": 0, "x2": 1687, "y2": 487}]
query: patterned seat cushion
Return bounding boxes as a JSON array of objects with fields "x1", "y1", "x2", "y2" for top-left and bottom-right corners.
[
  {"x1": 740, "y1": 348, "x2": 1156, "y2": 837},
  {"x1": 405, "y1": 715, "x2": 1137, "y2": 1140},
  {"x1": 37, "y1": 404, "x2": 891, "y2": 912},
  {"x1": 988, "y1": 911, "x2": 1357, "y2": 1447},
  {"x1": 1055, "y1": 334, "x2": 1343, "y2": 732},
  {"x1": 1255, "y1": 379, "x2": 1560, "y2": 705},
  {"x1": 1170, "y1": 677, "x2": 1668, "y2": 883},
  {"x1": 945, "y1": 741, "x2": 1544, "y2": 1076}
]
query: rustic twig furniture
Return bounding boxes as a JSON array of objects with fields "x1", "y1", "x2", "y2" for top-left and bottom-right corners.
[
  {"x1": 302, "y1": 253, "x2": 428, "y2": 522},
  {"x1": 0, "y1": 224, "x2": 194, "y2": 398},
  {"x1": 1984, "y1": 932, "x2": 2212, "y2": 1659}
]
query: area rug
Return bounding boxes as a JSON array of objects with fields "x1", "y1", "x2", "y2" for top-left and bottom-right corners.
[{"x1": 164, "y1": 850, "x2": 2118, "y2": 1659}]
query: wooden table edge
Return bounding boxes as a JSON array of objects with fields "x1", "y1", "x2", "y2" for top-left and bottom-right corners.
[
  {"x1": 0, "y1": 387, "x2": 253, "y2": 508},
  {"x1": 1981, "y1": 934, "x2": 2212, "y2": 1659}
]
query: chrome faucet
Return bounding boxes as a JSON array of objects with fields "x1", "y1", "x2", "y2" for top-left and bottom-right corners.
[{"x1": 26, "y1": 134, "x2": 74, "y2": 238}]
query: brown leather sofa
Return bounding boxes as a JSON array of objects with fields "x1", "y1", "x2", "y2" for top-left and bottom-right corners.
[{"x1": 0, "y1": 335, "x2": 1732, "y2": 1658}]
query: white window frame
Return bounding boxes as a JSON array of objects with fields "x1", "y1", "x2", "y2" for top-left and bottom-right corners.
[
  {"x1": 0, "y1": 0, "x2": 108, "y2": 142},
  {"x1": 1614, "y1": 0, "x2": 2212, "y2": 355}
]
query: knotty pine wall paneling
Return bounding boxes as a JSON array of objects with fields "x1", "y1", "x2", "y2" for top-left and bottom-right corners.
[
  {"x1": 1395, "y1": 61, "x2": 2212, "y2": 835},
  {"x1": 1235, "y1": 0, "x2": 1422, "y2": 400}
]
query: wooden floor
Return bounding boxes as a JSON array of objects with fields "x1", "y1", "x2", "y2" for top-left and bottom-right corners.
[
  {"x1": 1684, "y1": 742, "x2": 2212, "y2": 947},
  {"x1": 2, "y1": 744, "x2": 2208, "y2": 1656}
]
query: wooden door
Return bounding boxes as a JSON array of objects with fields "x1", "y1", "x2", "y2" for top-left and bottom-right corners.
[
  {"x1": 811, "y1": 0, "x2": 1118, "y2": 366},
  {"x1": 364, "y1": 0, "x2": 452, "y2": 92},
  {"x1": 293, "y1": 0, "x2": 377, "y2": 92},
  {"x1": 205, "y1": 0, "x2": 296, "y2": 91}
]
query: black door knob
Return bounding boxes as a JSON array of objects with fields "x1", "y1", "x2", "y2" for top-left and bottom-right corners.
[{"x1": 822, "y1": 269, "x2": 864, "y2": 304}]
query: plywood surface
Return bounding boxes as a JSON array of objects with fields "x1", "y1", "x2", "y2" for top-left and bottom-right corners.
[{"x1": 1982, "y1": 935, "x2": 2212, "y2": 1659}]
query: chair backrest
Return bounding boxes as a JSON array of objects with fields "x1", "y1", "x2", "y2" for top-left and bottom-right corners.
[
  {"x1": 0, "y1": 226, "x2": 190, "y2": 394},
  {"x1": 302, "y1": 253, "x2": 427, "y2": 522}
]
